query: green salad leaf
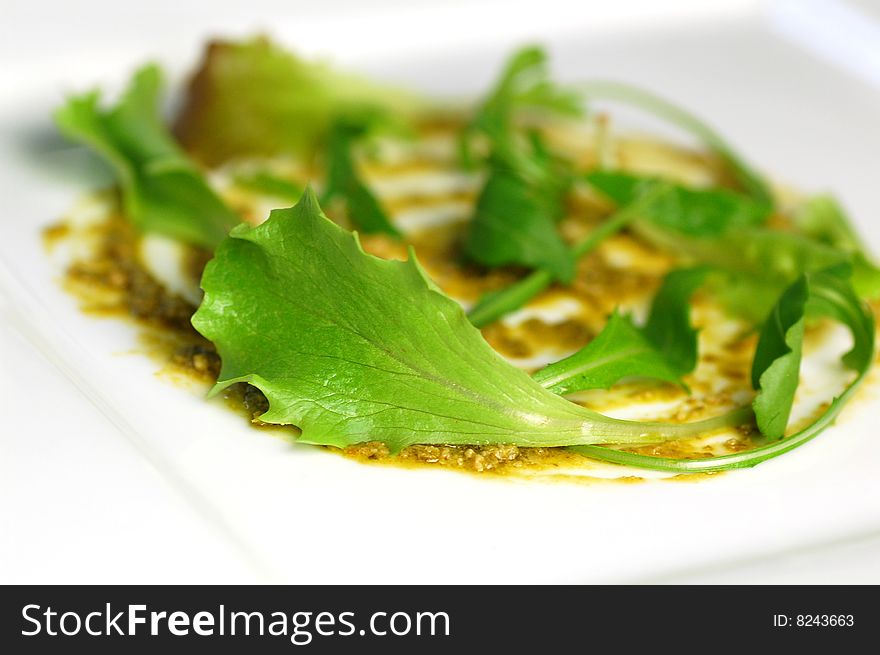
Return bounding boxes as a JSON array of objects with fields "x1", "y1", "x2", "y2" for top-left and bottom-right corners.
[
  {"x1": 321, "y1": 119, "x2": 400, "y2": 237},
  {"x1": 463, "y1": 167, "x2": 574, "y2": 281},
  {"x1": 750, "y1": 277, "x2": 808, "y2": 439},
  {"x1": 193, "y1": 189, "x2": 744, "y2": 451},
  {"x1": 633, "y1": 197, "x2": 880, "y2": 322},
  {"x1": 573, "y1": 268, "x2": 875, "y2": 471},
  {"x1": 534, "y1": 267, "x2": 707, "y2": 393},
  {"x1": 465, "y1": 46, "x2": 582, "y2": 150},
  {"x1": 795, "y1": 195, "x2": 880, "y2": 299},
  {"x1": 464, "y1": 73, "x2": 777, "y2": 327},
  {"x1": 639, "y1": 220, "x2": 850, "y2": 276},
  {"x1": 642, "y1": 266, "x2": 709, "y2": 374},
  {"x1": 704, "y1": 271, "x2": 790, "y2": 325},
  {"x1": 586, "y1": 171, "x2": 767, "y2": 236},
  {"x1": 55, "y1": 65, "x2": 240, "y2": 250},
  {"x1": 466, "y1": 190, "x2": 651, "y2": 328},
  {"x1": 462, "y1": 47, "x2": 579, "y2": 280},
  {"x1": 469, "y1": 169, "x2": 759, "y2": 328},
  {"x1": 175, "y1": 38, "x2": 427, "y2": 166},
  {"x1": 533, "y1": 311, "x2": 685, "y2": 393},
  {"x1": 636, "y1": 221, "x2": 866, "y2": 323}
]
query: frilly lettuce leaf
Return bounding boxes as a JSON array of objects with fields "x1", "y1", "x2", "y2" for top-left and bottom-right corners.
[
  {"x1": 175, "y1": 38, "x2": 427, "y2": 166},
  {"x1": 192, "y1": 189, "x2": 738, "y2": 451}
]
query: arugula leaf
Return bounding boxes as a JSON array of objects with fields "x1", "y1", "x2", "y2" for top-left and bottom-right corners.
[
  {"x1": 462, "y1": 47, "x2": 579, "y2": 280},
  {"x1": 533, "y1": 268, "x2": 706, "y2": 393},
  {"x1": 796, "y1": 195, "x2": 864, "y2": 252},
  {"x1": 635, "y1": 222, "x2": 851, "y2": 283},
  {"x1": 175, "y1": 38, "x2": 426, "y2": 166},
  {"x1": 637, "y1": 222, "x2": 865, "y2": 324},
  {"x1": 463, "y1": 168, "x2": 575, "y2": 281},
  {"x1": 573, "y1": 268, "x2": 875, "y2": 471},
  {"x1": 467, "y1": 186, "x2": 666, "y2": 328},
  {"x1": 532, "y1": 311, "x2": 684, "y2": 393},
  {"x1": 795, "y1": 195, "x2": 880, "y2": 299},
  {"x1": 750, "y1": 277, "x2": 808, "y2": 439},
  {"x1": 705, "y1": 271, "x2": 788, "y2": 325},
  {"x1": 321, "y1": 119, "x2": 400, "y2": 237},
  {"x1": 673, "y1": 198, "x2": 879, "y2": 320},
  {"x1": 578, "y1": 81, "x2": 773, "y2": 208},
  {"x1": 466, "y1": 46, "x2": 582, "y2": 148},
  {"x1": 468, "y1": 166, "x2": 766, "y2": 329},
  {"x1": 467, "y1": 268, "x2": 557, "y2": 329},
  {"x1": 642, "y1": 267, "x2": 709, "y2": 373},
  {"x1": 55, "y1": 65, "x2": 240, "y2": 250},
  {"x1": 586, "y1": 171, "x2": 767, "y2": 236},
  {"x1": 466, "y1": 77, "x2": 775, "y2": 328},
  {"x1": 193, "y1": 189, "x2": 744, "y2": 451}
]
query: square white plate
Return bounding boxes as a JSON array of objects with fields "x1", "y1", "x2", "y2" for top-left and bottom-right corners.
[{"x1": 2, "y1": 0, "x2": 880, "y2": 583}]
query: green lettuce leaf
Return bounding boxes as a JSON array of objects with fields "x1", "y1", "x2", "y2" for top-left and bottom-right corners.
[
  {"x1": 174, "y1": 38, "x2": 427, "y2": 166},
  {"x1": 192, "y1": 189, "x2": 742, "y2": 451},
  {"x1": 54, "y1": 65, "x2": 240, "y2": 249},
  {"x1": 533, "y1": 267, "x2": 707, "y2": 393}
]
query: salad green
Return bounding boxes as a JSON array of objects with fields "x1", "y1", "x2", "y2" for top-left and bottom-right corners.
[
  {"x1": 55, "y1": 65, "x2": 239, "y2": 249},
  {"x1": 574, "y1": 267, "x2": 874, "y2": 471},
  {"x1": 533, "y1": 267, "x2": 707, "y2": 393},
  {"x1": 54, "y1": 40, "x2": 878, "y2": 475},
  {"x1": 462, "y1": 48, "x2": 579, "y2": 280},
  {"x1": 193, "y1": 189, "x2": 743, "y2": 451}
]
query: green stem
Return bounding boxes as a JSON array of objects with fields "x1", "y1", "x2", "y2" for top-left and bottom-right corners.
[
  {"x1": 499, "y1": 405, "x2": 754, "y2": 448},
  {"x1": 571, "y1": 382, "x2": 860, "y2": 472},
  {"x1": 584, "y1": 405, "x2": 754, "y2": 445},
  {"x1": 467, "y1": 269, "x2": 554, "y2": 329},
  {"x1": 577, "y1": 81, "x2": 773, "y2": 208}
]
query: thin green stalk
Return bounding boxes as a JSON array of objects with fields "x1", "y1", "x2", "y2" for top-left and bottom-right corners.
[
  {"x1": 468, "y1": 269, "x2": 555, "y2": 329},
  {"x1": 571, "y1": 379, "x2": 860, "y2": 473},
  {"x1": 584, "y1": 405, "x2": 754, "y2": 444}
]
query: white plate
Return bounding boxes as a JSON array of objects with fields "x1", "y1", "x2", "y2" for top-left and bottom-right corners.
[{"x1": 2, "y1": 0, "x2": 880, "y2": 583}]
